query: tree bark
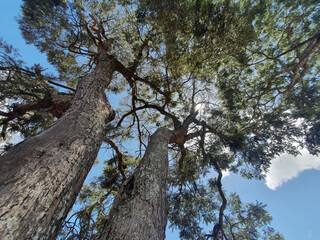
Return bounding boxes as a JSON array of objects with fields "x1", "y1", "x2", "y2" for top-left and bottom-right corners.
[
  {"x1": 100, "y1": 127, "x2": 172, "y2": 240},
  {"x1": 0, "y1": 54, "x2": 116, "y2": 239}
]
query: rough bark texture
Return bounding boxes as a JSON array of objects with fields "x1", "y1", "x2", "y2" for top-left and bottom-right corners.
[
  {"x1": 100, "y1": 128, "x2": 172, "y2": 240},
  {"x1": 0, "y1": 54, "x2": 116, "y2": 240}
]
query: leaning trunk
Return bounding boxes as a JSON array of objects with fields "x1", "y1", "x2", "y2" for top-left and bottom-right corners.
[
  {"x1": 100, "y1": 128, "x2": 172, "y2": 240},
  {"x1": 0, "y1": 54, "x2": 115, "y2": 239}
]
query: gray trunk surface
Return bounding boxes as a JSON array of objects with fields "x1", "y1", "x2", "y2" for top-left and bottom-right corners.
[
  {"x1": 0, "y1": 56, "x2": 115, "y2": 240},
  {"x1": 100, "y1": 127, "x2": 172, "y2": 240}
]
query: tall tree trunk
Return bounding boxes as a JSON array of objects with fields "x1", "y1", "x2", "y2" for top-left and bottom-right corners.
[
  {"x1": 0, "y1": 54, "x2": 115, "y2": 239},
  {"x1": 100, "y1": 127, "x2": 172, "y2": 240}
]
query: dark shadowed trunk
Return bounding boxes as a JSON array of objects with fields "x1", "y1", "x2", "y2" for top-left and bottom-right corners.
[
  {"x1": 0, "y1": 54, "x2": 116, "y2": 239},
  {"x1": 100, "y1": 127, "x2": 172, "y2": 240}
]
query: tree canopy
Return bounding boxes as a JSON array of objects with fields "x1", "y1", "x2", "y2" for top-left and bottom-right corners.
[{"x1": 1, "y1": 0, "x2": 319, "y2": 239}]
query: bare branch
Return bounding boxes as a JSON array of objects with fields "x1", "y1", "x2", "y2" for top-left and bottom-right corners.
[
  {"x1": 104, "y1": 138, "x2": 126, "y2": 182},
  {"x1": 47, "y1": 79, "x2": 76, "y2": 92},
  {"x1": 116, "y1": 103, "x2": 181, "y2": 130},
  {"x1": 212, "y1": 160, "x2": 227, "y2": 239}
]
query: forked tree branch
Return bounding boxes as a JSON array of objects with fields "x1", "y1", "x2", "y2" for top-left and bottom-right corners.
[
  {"x1": 113, "y1": 58, "x2": 170, "y2": 101},
  {"x1": 0, "y1": 94, "x2": 72, "y2": 139}
]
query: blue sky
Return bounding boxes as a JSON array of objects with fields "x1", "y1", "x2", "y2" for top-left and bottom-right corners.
[{"x1": 1, "y1": 0, "x2": 320, "y2": 239}]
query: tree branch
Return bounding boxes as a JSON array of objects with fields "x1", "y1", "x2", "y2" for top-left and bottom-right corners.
[
  {"x1": 212, "y1": 160, "x2": 227, "y2": 239},
  {"x1": 113, "y1": 58, "x2": 170, "y2": 100},
  {"x1": 0, "y1": 94, "x2": 72, "y2": 139},
  {"x1": 116, "y1": 103, "x2": 181, "y2": 129},
  {"x1": 104, "y1": 138, "x2": 127, "y2": 182},
  {"x1": 0, "y1": 65, "x2": 76, "y2": 92},
  {"x1": 248, "y1": 30, "x2": 320, "y2": 65},
  {"x1": 47, "y1": 79, "x2": 76, "y2": 92}
]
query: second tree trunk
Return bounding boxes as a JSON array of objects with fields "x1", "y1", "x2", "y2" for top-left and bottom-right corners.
[{"x1": 100, "y1": 128, "x2": 172, "y2": 240}]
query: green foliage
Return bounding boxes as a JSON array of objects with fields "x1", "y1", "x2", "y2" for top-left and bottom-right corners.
[
  {"x1": 18, "y1": 0, "x2": 87, "y2": 86},
  {"x1": 223, "y1": 193, "x2": 284, "y2": 240},
  {"x1": 168, "y1": 182, "x2": 219, "y2": 239},
  {"x1": 168, "y1": 182, "x2": 285, "y2": 240}
]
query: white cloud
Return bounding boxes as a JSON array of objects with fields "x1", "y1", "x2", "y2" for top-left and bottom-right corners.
[
  {"x1": 222, "y1": 169, "x2": 230, "y2": 178},
  {"x1": 265, "y1": 149, "x2": 320, "y2": 190}
]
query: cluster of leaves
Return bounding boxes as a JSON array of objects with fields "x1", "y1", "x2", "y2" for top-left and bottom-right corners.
[
  {"x1": 19, "y1": 0, "x2": 87, "y2": 86},
  {"x1": 223, "y1": 193, "x2": 284, "y2": 240}
]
